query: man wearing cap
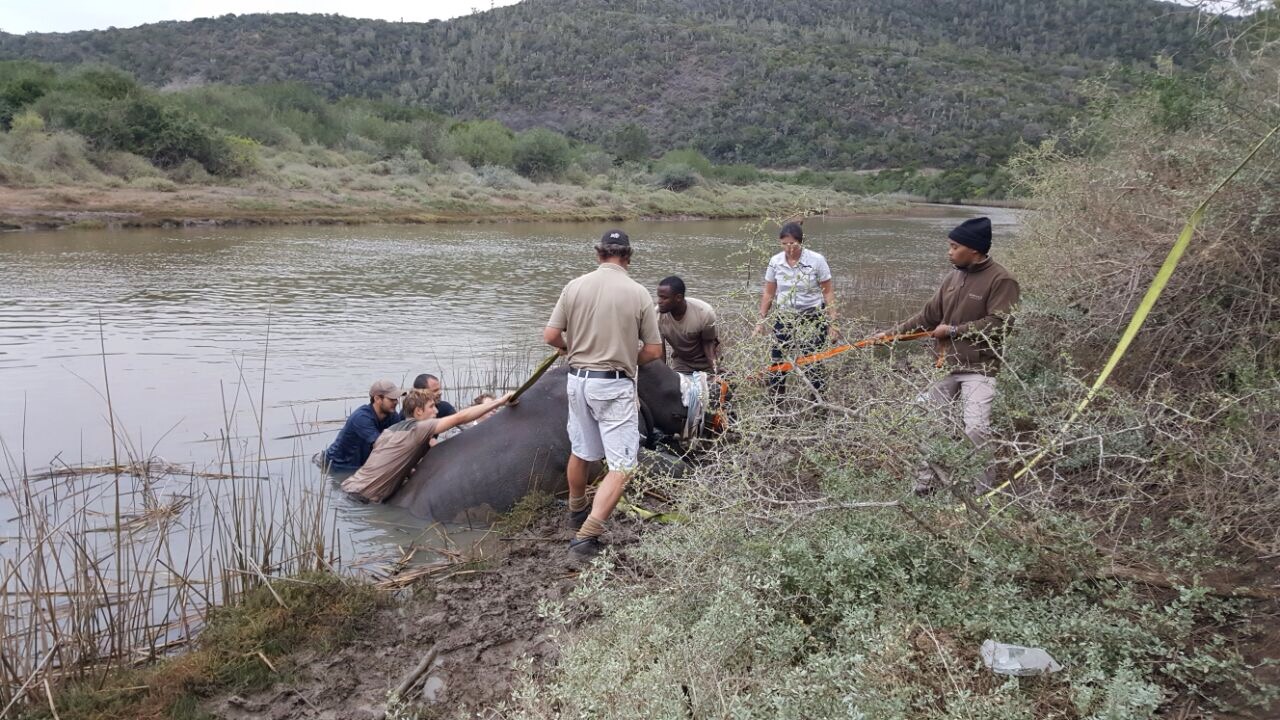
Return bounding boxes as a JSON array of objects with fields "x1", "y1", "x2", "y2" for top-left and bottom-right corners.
[
  {"x1": 543, "y1": 229, "x2": 663, "y2": 561},
  {"x1": 321, "y1": 379, "x2": 405, "y2": 473},
  {"x1": 656, "y1": 275, "x2": 719, "y2": 374},
  {"x1": 875, "y1": 216, "x2": 1020, "y2": 494}
]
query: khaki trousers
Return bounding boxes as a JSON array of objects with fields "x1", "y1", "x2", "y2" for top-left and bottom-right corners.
[{"x1": 916, "y1": 372, "x2": 998, "y2": 491}]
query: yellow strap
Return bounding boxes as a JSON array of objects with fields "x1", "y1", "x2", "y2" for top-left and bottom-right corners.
[{"x1": 983, "y1": 122, "x2": 1279, "y2": 500}]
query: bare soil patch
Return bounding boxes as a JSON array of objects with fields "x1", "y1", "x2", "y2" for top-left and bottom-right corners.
[{"x1": 206, "y1": 510, "x2": 642, "y2": 719}]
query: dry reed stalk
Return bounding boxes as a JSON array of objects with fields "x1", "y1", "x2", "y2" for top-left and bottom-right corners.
[
  {"x1": 1, "y1": 321, "x2": 548, "y2": 708},
  {"x1": 373, "y1": 561, "x2": 457, "y2": 589}
]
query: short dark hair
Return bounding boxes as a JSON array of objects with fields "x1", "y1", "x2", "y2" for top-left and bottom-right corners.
[
  {"x1": 413, "y1": 373, "x2": 439, "y2": 390},
  {"x1": 779, "y1": 222, "x2": 804, "y2": 243},
  {"x1": 658, "y1": 275, "x2": 686, "y2": 296}
]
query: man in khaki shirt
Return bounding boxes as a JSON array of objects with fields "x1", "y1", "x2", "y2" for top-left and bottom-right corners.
[
  {"x1": 656, "y1": 275, "x2": 718, "y2": 373},
  {"x1": 543, "y1": 229, "x2": 663, "y2": 562}
]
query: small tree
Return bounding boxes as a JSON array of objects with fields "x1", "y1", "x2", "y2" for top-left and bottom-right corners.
[
  {"x1": 513, "y1": 127, "x2": 571, "y2": 180},
  {"x1": 444, "y1": 119, "x2": 515, "y2": 168},
  {"x1": 608, "y1": 123, "x2": 651, "y2": 164},
  {"x1": 656, "y1": 148, "x2": 713, "y2": 176}
]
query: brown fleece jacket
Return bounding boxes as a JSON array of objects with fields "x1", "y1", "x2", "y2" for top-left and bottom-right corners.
[{"x1": 893, "y1": 257, "x2": 1020, "y2": 375}]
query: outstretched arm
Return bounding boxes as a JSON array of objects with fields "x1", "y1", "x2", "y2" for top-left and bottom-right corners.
[
  {"x1": 890, "y1": 283, "x2": 945, "y2": 335},
  {"x1": 434, "y1": 393, "x2": 515, "y2": 434}
]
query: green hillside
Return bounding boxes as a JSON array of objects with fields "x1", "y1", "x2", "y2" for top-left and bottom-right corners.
[{"x1": 0, "y1": 0, "x2": 1214, "y2": 169}]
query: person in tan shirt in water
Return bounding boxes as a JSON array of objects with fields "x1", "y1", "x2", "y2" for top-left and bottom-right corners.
[
  {"x1": 342, "y1": 388, "x2": 513, "y2": 503},
  {"x1": 656, "y1": 275, "x2": 719, "y2": 374},
  {"x1": 874, "y1": 216, "x2": 1021, "y2": 495}
]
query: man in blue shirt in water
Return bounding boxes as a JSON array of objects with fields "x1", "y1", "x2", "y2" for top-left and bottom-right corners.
[
  {"x1": 412, "y1": 373, "x2": 457, "y2": 417},
  {"x1": 322, "y1": 379, "x2": 405, "y2": 472}
]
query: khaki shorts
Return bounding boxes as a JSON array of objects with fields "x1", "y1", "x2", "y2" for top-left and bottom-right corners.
[{"x1": 566, "y1": 374, "x2": 639, "y2": 472}]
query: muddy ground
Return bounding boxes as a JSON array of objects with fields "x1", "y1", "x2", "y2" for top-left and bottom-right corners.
[{"x1": 206, "y1": 508, "x2": 642, "y2": 720}]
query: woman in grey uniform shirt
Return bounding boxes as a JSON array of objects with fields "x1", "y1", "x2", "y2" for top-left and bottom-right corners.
[{"x1": 754, "y1": 222, "x2": 838, "y2": 398}]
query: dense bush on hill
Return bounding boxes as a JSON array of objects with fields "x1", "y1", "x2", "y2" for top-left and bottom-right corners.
[
  {"x1": 0, "y1": 58, "x2": 1025, "y2": 199},
  {"x1": 0, "y1": 0, "x2": 1218, "y2": 170}
]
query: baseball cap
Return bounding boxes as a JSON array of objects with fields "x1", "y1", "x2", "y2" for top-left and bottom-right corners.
[
  {"x1": 369, "y1": 379, "x2": 404, "y2": 399},
  {"x1": 599, "y1": 229, "x2": 630, "y2": 247}
]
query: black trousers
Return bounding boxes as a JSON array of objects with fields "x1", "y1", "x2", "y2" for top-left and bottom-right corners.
[{"x1": 768, "y1": 306, "x2": 829, "y2": 397}]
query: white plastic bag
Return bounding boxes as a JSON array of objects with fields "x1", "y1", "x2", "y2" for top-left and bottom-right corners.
[{"x1": 980, "y1": 639, "x2": 1064, "y2": 676}]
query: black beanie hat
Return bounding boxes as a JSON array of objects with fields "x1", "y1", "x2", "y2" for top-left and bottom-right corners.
[{"x1": 948, "y1": 217, "x2": 992, "y2": 254}]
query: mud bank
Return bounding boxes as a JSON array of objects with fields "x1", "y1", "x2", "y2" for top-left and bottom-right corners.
[
  {"x1": 0, "y1": 183, "x2": 904, "y2": 233},
  {"x1": 206, "y1": 509, "x2": 643, "y2": 719}
]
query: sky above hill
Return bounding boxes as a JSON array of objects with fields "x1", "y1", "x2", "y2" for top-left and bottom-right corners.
[{"x1": 2, "y1": 1, "x2": 525, "y2": 34}]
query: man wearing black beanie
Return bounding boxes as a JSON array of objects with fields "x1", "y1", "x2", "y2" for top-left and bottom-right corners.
[{"x1": 874, "y1": 216, "x2": 1020, "y2": 494}]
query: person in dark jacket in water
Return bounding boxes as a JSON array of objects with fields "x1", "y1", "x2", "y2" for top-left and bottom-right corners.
[
  {"x1": 875, "y1": 216, "x2": 1021, "y2": 495},
  {"x1": 321, "y1": 379, "x2": 405, "y2": 472}
]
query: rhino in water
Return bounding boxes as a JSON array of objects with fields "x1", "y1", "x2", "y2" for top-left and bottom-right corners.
[{"x1": 388, "y1": 361, "x2": 688, "y2": 523}]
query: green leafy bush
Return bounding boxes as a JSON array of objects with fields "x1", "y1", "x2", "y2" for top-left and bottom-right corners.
[
  {"x1": 656, "y1": 148, "x2": 714, "y2": 176},
  {"x1": 445, "y1": 119, "x2": 515, "y2": 168},
  {"x1": 513, "y1": 127, "x2": 572, "y2": 180},
  {"x1": 607, "y1": 123, "x2": 651, "y2": 163}
]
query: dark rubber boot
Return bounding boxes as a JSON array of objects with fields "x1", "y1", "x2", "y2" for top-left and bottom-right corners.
[
  {"x1": 567, "y1": 507, "x2": 590, "y2": 530},
  {"x1": 567, "y1": 536, "x2": 604, "y2": 566}
]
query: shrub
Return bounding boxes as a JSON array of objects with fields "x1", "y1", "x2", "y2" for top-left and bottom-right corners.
[
  {"x1": 92, "y1": 149, "x2": 162, "y2": 180},
  {"x1": 5, "y1": 129, "x2": 105, "y2": 184},
  {"x1": 302, "y1": 144, "x2": 349, "y2": 168},
  {"x1": 444, "y1": 119, "x2": 515, "y2": 168},
  {"x1": 511, "y1": 329, "x2": 1270, "y2": 718},
  {"x1": 656, "y1": 148, "x2": 714, "y2": 176},
  {"x1": 172, "y1": 84, "x2": 305, "y2": 150},
  {"x1": 129, "y1": 176, "x2": 178, "y2": 192},
  {"x1": 220, "y1": 135, "x2": 261, "y2": 177},
  {"x1": 572, "y1": 148, "x2": 614, "y2": 176},
  {"x1": 607, "y1": 123, "x2": 651, "y2": 163},
  {"x1": 9, "y1": 110, "x2": 44, "y2": 135},
  {"x1": 0, "y1": 159, "x2": 36, "y2": 185},
  {"x1": 653, "y1": 162, "x2": 700, "y2": 191},
  {"x1": 167, "y1": 158, "x2": 214, "y2": 184},
  {"x1": 0, "y1": 60, "x2": 57, "y2": 128},
  {"x1": 513, "y1": 127, "x2": 572, "y2": 180},
  {"x1": 475, "y1": 164, "x2": 531, "y2": 190},
  {"x1": 386, "y1": 147, "x2": 430, "y2": 176},
  {"x1": 709, "y1": 163, "x2": 764, "y2": 185}
]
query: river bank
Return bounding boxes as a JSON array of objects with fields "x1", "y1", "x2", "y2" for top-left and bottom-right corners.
[
  {"x1": 0, "y1": 175, "x2": 909, "y2": 232},
  {"x1": 6, "y1": 497, "x2": 641, "y2": 720}
]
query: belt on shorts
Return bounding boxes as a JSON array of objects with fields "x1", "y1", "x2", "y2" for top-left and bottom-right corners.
[{"x1": 569, "y1": 367, "x2": 631, "y2": 380}]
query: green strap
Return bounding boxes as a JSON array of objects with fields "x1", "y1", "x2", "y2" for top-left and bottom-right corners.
[{"x1": 510, "y1": 352, "x2": 561, "y2": 403}]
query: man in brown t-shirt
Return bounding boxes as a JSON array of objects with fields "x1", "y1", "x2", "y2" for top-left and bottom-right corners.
[
  {"x1": 342, "y1": 389, "x2": 512, "y2": 503},
  {"x1": 875, "y1": 216, "x2": 1020, "y2": 495},
  {"x1": 656, "y1": 275, "x2": 719, "y2": 374},
  {"x1": 543, "y1": 229, "x2": 663, "y2": 562}
]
